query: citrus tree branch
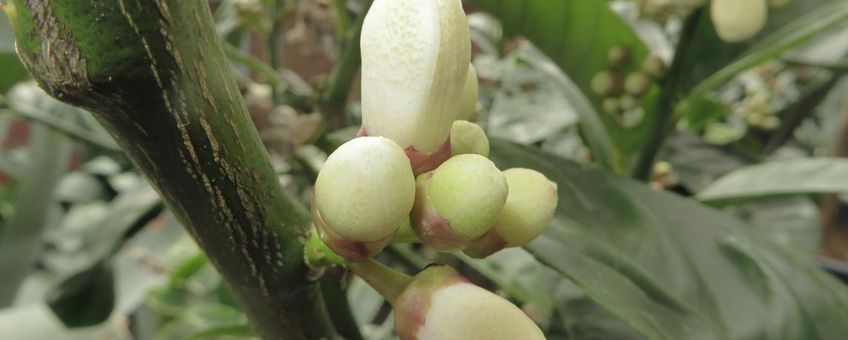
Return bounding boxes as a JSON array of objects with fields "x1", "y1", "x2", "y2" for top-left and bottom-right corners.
[{"x1": 7, "y1": 1, "x2": 325, "y2": 338}]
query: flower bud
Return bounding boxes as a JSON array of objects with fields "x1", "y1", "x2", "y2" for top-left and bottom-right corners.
[
  {"x1": 619, "y1": 94, "x2": 640, "y2": 111},
  {"x1": 602, "y1": 98, "x2": 622, "y2": 114},
  {"x1": 641, "y1": 55, "x2": 666, "y2": 79},
  {"x1": 456, "y1": 64, "x2": 480, "y2": 121},
  {"x1": 450, "y1": 120, "x2": 489, "y2": 157},
  {"x1": 360, "y1": 0, "x2": 471, "y2": 167},
  {"x1": 313, "y1": 137, "x2": 415, "y2": 261},
  {"x1": 607, "y1": 45, "x2": 632, "y2": 67},
  {"x1": 412, "y1": 154, "x2": 508, "y2": 251},
  {"x1": 624, "y1": 72, "x2": 652, "y2": 97},
  {"x1": 590, "y1": 70, "x2": 623, "y2": 97},
  {"x1": 394, "y1": 265, "x2": 545, "y2": 340},
  {"x1": 466, "y1": 169, "x2": 557, "y2": 258},
  {"x1": 711, "y1": 0, "x2": 767, "y2": 43}
]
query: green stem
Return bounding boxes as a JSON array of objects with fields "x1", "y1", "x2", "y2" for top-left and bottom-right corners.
[
  {"x1": 332, "y1": 0, "x2": 350, "y2": 39},
  {"x1": 349, "y1": 259, "x2": 412, "y2": 303},
  {"x1": 268, "y1": 0, "x2": 284, "y2": 105},
  {"x1": 321, "y1": 272, "x2": 366, "y2": 340},
  {"x1": 631, "y1": 9, "x2": 702, "y2": 181},
  {"x1": 321, "y1": 0, "x2": 373, "y2": 129}
]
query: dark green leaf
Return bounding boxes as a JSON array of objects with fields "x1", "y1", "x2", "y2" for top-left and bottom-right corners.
[
  {"x1": 490, "y1": 140, "x2": 848, "y2": 340},
  {"x1": 0, "y1": 54, "x2": 28, "y2": 94},
  {"x1": 47, "y1": 261, "x2": 116, "y2": 328},
  {"x1": 474, "y1": 0, "x2": 652, "y2": 172},
  {"x1": 698, "y1": 158, "x2": 848, "y2": 204}
]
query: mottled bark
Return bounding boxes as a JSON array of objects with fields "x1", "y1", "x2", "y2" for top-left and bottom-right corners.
[{"x1": 8, "y1": 1, "x2": 321, "y2": 338}]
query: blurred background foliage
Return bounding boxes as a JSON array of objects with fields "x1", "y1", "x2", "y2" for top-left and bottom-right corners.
[{"x1": 1, "y1": 0, "x2": 848, "y2": 339}]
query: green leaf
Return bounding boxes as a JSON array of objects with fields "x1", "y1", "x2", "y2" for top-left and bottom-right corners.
[
  {"x1": 46, "y1": 261, "x2": 116, "y2": 328},
  {"x1": 0, "y1": 54, "x2": 28, "y2": 94},
  {"x1": 697, "y1": 158, "x2": 848, "y2": 205},
  {"x1": 474, "y1": 0, "x2": 652, "y2": 172},
  {"x1": 489, "y1": 140, "x2": 848, "y2": 340},
  {"x1": 682, "y1": 1, "x2": 848, "y2": 99}
]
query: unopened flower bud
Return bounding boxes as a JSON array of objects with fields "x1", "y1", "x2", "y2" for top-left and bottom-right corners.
[
  {"x1": 619, "y1": 94, "x2": 640, "y2": 111},
  {"x1": 412, "y1": 154, "x2": 508, "y2": 251},
  {"x1": 466, "y1": 169, "x2": 557, "y2": 258},
  {"x1": 624, "y1": 72, "x2": 652, "y2": 97},
  {"x1": 360, "y1": 0, "x2": 471, "y2": 173},
  {"x1": 602, "y1": 98, "x2": 622, "y2": 114},
  {"x1": 711, "y1": 0, "x2": 767, "y2": 43},
  {"x1": 394, "y1": 265, "x2": 545, "y2": 340},
  {"x1": 450, "y1": 120, "x2": 489, "y2": 157},
  {"x1": 456, "y1": 64, "x2": 480, "y2": 121},
  {"x1": 313, "y1": 137, "x2": 415, "y2": 261},
  {"x1": 607, "y1": 45, "x2": 632, "y2": 67},
  {"x1": 641, "y1": 55, "x2": 666, "y2": 79},
  {"x1": 591, "y1": 70, "x2": 623, "y2": 97}
]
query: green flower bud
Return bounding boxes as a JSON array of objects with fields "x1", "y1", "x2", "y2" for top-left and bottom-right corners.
[
  {"x1": 412, "y1": 154, "x2": 508, "y2": 251},
  {"x1": 313, "y1": 137, "x2": 415, "y2": 261},
  {"x1": 394, "y1": 265, "x2": 545, "y2": 340},
  {"x1": 624, "y1": 72, "x2": 652, "y2": 97},
  {"x1": 602, "y1": 98, "x2": 622, "y2": 114},
  {"x1": 466, "y1": 169, "x2": 558, "y2": 258},
  {"x1": 641, "y1": 55, "x2": 667, "y2": 79},
  {"x1": 360, "y1": 0, "x2": 471, "y2": 154},
  {"x1": 450, "y1": 120, "x2": 490, "y2": 157},
  {"x1": 711, "y1": 0, "x2": 767, "y2": 43},
  {"x1": 619, "y1": 94, "x2": 640, "y2": 111},
  {"x1": 590, "y1": 70, "x2": 623, "y2": 97},
  {"x1": 607, "y1": 45, "x2": 632, "y2": 67},
  {"x1": 456, "y1": 64, "x2": 480, "y2": 121}
]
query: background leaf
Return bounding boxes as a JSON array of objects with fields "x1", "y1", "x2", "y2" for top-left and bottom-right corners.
[
  {"x1": 473, "y1": 0, "x2": 652, "y2": 172},
  {"x1": 490, "y1": 139, "x2": 848, "y2": 340},
  {"x1": 697, "y1": 158, "x2": 848, "y2": 204}
]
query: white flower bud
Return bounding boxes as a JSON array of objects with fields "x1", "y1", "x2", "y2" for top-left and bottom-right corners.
[
  {"x1": 360, "y1": 0, "x2": 471, "y2": 154},
  {"x1": 711, "y1": 0, "x2": 768, "y2": 43},
  {"x1": 450, "y1": 120, "x2": 489, "y2": 157},
  {"x1": 394, "y1": 265, "x2": 545, "y2": 340},
  {"x1": 313, "y1": 137, "x2": 415, "y2": 261}
]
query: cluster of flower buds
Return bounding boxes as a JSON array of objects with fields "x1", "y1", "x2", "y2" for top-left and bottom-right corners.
[
  {"x1": 311, "y1": 1, "x2": 559, "y2": 337},
  {"x1": 591, "y1": 45, "x2": 665, "y2": 127},
  {"x1": 710, "y1": 0, "x2": 789, "y2": 43},
  {"x1": 312, "y1": 0, "x2": 558, "y2": 262}
]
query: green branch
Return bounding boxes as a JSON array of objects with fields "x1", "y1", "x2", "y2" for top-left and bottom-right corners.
[{"x1": 8, "y1": 1, "x2": 326, "y2": 338}]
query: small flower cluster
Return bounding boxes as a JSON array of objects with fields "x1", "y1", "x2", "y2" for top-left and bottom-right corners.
[
  {"x1": 591, "y1": 46, "x2": 665, "y2": 127},
  {"x1": 308, "y1": 1, "x2": 557, "y2": 339},
  {"x1": 711, "y1": 0, "x2": 790, "y2": 43}
]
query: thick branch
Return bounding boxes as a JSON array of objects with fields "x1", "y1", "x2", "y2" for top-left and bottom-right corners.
[{"x1": 9, "y1": 1, "x2": 320, "y2": 338}]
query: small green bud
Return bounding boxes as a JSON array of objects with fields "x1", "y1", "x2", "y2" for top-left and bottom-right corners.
[
  {"x1": 711, "y1": 0, "x2": 767, "y2": 43},
  {"x1": 394, "y1": 265, "x2": 545, "y2": 340},
  {"x1": 607, "y1": 45, "x2": 633, "y2": 67},
  {"x1": 624, "y1": 72, "x2": 652, "y2": 97},
  {"x1": 412, "y1": 154, "x2": 508, "y2": 251},
  {"x1": 641, "y1": 55, "x2": 666, "y2": 79},
  {"x1": 450, "y1": 120, "x2": 490, "y2": 157},
  {"x1": 619, "y1": 94, "x2": 640, "y2": 111},
  {"x1": 466, "y1": 169, "x2": 558, "y2": 258},
  {"x1": 760, "y1": 115, "x2": 781, "y2": 130},
  {"x1": 602, "y1": 98, "x2": 622, "y2": 114},
  {"x1": 456, "y1": 64, "x2": 480, "y2": 121},
  {"x1": 314, "y1": 137, "x2": 416, "y2": 261},
  {"x1": 591, "y1": 70, "x2": 623, "y2": 97}
]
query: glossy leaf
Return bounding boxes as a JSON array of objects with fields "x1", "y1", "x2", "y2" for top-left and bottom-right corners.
[
  {"x1": 698, "y1": 158, "x2": 848, "y2": 205},
  {"x1": 474, "y1": 0, "x2": 652, "y2": 172},
  {"x1": 47, "y1": 261, "x2": 116, "y2": 328},
  {"x1": 489, "y1": 139, "x2": 848, "y2": 340}
]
